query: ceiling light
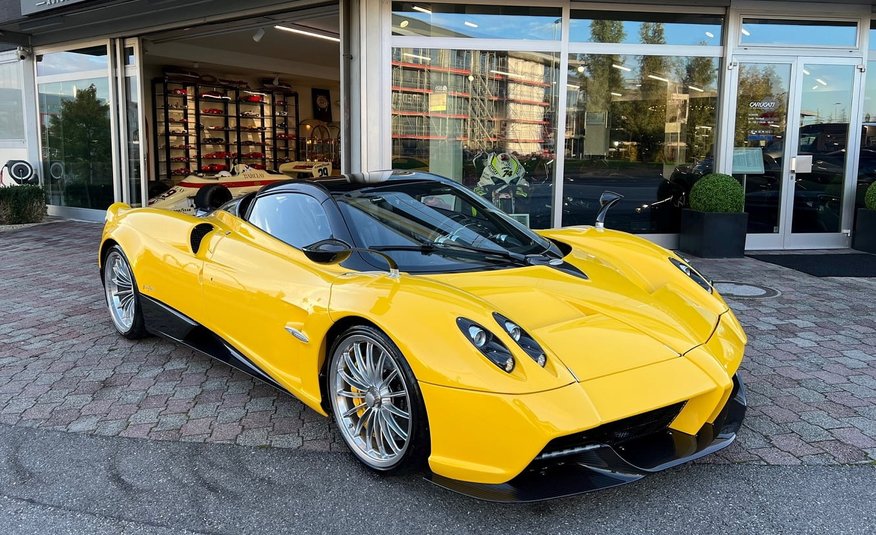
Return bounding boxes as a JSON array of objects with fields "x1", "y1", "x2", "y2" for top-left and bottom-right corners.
[
  {"x1": 490, "y1": 69, "x2": 527, "y2": 80},
  {"x1": 648, "y1": 74, "x2": 669, "y2": 83},
  {"x1": 412, "y1": 5, "x2": 432, "y2": 15},
  {"x1": 464, "y1": 21, "x2": 478, "y2": 28},
  {"x1": 802, "y1": 68, "x2": 810, "y2": 75},
  {"x1": 612, "y1": 64, "x2": 631, "y2": 72},
  {"x1": 274, "y1": 25, "x2": 340, "y2": 43},
  {"x1": 740, "y1": 27, "x2": 750, "y2": 36},
  {"x1": 610, "y1": 92, "x2": 622, "y2": 97},
  {"x1": 688, "y1": 85, "x2": 704, "y2": 92},
  {"x1": 812, "y1": 85, "x2": 819, "y2": 90},
  {"x1": 567, "y1": 84, "x2": 579, "y2": 90},
  {"x1": 252, "y1": 28, "x2": 265, "y2": 43},
  {"x1": 577, "y1": 65, "x2": 585, "y2": 73},
  {"x1": 816, "y1": 78, "x2": 827, "y2": 86},
  {"x1": 705, "y1": 31, "x2": 715, "y2": 38},
  {"x1": 403, "y1": 52, "x2": 431, "y2": 62}
]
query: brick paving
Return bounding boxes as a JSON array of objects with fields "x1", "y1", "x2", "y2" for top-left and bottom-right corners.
[{"x1": 0, "y1": 221, "x2": 875, "y2": 466}]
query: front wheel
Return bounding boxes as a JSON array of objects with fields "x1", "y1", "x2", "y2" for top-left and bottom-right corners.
[
  {"x1": 328, "y1": 326, "x2": 429, "y2": 473},
  {"x1": 103, "y1": 246, "x2": 147, "y2": 339}
]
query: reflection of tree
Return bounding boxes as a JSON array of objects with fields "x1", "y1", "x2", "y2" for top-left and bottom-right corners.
[
  {"x1": 613, "y1": 23, "x2": 669, "y2": 162},
  {"x1": 735, "y1": 65, "x2": 787, "y2": 147},
  {"x1": 684, "y1": 56, "x2": 717, "y2": 160},
  {"x1": 580, "y1": 21, "x2": 625, "y2": 113},
  {"x1": 44, "y1": 84, "x2": 111, "y2": 184}
]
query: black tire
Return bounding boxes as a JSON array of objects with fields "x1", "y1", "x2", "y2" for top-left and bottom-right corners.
[
  {"x1": 102, "y1": 245, "x2": 148, "y2": 339},
  {"x1": 194, "y1": 184, "x2": 232, "y2": 212},
  {"x1": 327, "y1": 325, "x2": 429, "y2": 474},
  {"x1": 148, "y1": 181, "x2": 172, "y2": 198}
]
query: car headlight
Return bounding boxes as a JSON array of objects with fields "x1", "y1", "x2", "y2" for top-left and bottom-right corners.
[
  {"x1": 457, "y1": 318, "x2": 515, "y2": 372},
  {"x1": 670, "y1": 257, "x2": 712, "y2": 293},
  {"x1": 493, "y1": 313, "x2": 547, "y2": 367}
]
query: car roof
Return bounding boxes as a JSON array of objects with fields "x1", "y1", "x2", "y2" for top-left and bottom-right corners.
[{"x1": 257, "y1": 170, "x2": 455, "y2": 197}]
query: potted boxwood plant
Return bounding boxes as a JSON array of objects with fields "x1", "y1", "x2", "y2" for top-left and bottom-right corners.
[
  {"x1": 678, "y1": 172, "x2": 748, "y2": 258},
  {"x1": 852, "y1": 181, "x2": 876, "y2": 253}
]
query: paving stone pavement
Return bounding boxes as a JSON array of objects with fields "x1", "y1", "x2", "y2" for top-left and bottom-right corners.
[{"x1": 0, "y1": 221, "x2": 874, "y2": 466}]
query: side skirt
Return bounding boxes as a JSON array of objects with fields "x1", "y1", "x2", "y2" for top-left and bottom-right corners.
[{"x1": 140, "y1": 295, "x2": 288, "y2": 393}]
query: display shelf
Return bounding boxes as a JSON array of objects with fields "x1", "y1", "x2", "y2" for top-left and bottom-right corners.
[
  {"x1": 154, "y1": 77, "x2": 302, "y2": 183},
  {"x1": 270, "y1": 91, "x2": 300, "y2": 167}
]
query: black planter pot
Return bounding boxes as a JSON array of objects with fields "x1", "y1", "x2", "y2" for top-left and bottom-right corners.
[
  {"x1": 679, "y1": 209, "x2": 749, "y2": 258},
  {"x1": 852, "y1": 208, "x2": 876, "y2": 253}
]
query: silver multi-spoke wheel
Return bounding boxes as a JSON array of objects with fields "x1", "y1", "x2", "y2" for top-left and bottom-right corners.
[
  {"x1": 103, "y1": 249, "x2": 140, "y2": 336},
  {"x1": 330, "y1": 333, "x2": 414, "y2": 470}
]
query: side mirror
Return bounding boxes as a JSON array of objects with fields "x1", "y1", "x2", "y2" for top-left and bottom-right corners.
[
  {"x1": 595, "y1": 191, "x2": 624, "y2": 229},
  {"x1": 302, "y1": 239, "x2": 353, "y2": 264}
]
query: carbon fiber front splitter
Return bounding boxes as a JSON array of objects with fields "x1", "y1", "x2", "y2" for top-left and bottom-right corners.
[{"x1": 427, "y1": 374, "x2": 747, "y2": 503}]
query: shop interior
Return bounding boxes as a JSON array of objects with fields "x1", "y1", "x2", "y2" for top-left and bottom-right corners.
[{"x1": 139, "y1": 3, "x2": 341, "y2": 195}]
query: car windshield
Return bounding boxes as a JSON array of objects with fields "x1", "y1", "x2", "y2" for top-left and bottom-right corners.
[{"x1": 335, "y1": 180, "x2": 557, "y2": 272}]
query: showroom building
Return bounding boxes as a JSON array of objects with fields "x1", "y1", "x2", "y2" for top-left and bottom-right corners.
[{"x1": 1, "y1": 0, "x2": 876, "y2": 250}]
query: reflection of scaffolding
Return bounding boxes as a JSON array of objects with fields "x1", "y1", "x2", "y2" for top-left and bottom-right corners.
[
  {"x1": 391, "y1": 48, "x2": 554, "y2": 159},
  {"x1": 468, "y1": 51, "x2": 499, "y2": 151},
  {"x1": 502, "y1": 55, "x2": 552, "y2": 154}
]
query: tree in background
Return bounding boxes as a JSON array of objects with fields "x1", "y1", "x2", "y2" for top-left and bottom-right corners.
[
  {"x1": 44, "y1": 84, "x2": 111, "y2": 185},
  {"x1": 683, "y1": 56, "x2": 718, "y2": 161},
  {"x1": 613, "y1": 22, "x2": 670, "y2": 163},
  {"x1": 43, "y1": 84, "x2": 112, "y2": 208}
]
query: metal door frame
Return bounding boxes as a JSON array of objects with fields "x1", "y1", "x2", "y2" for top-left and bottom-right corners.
[{"x1": 725, "y1": 54, "x2": 863, "y2": 250}]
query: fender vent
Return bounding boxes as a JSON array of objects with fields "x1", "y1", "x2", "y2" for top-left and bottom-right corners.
[{"x1": 190, "y1": 223, "x2": 214, "y2": 254}]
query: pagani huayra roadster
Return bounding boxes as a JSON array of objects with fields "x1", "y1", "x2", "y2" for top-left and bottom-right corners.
[{"x1": 99, "y1": 171, "x2": 746, "y2": 502}]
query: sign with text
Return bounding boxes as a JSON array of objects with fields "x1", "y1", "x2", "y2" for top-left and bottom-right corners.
[
  {"x1": 732, "y1": 147, "x2": 765, "y2": 175},
  {"x1": 21, "y1": 0, "x2": 89, "y2": 16}
]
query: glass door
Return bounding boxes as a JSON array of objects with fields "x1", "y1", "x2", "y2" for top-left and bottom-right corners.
[
  {"x1": 727, "y1": 56, "x2": 861, "y2": 249},
  {"x1": 115, "y1": 38, "x2": 146, "y2": 207}
]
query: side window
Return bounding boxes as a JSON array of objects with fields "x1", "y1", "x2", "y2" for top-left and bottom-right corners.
[{"x1": 248, "y1": 193, "x2": 332, "y2": 248}]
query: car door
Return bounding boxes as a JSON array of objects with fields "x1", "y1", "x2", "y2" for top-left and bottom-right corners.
[{"x1": 199, "y1": 191, "x2": 342, "y2": 392}]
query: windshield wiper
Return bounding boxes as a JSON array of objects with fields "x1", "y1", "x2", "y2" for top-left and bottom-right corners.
[{"x1": 370, "y1": 242, "x2": 557, "y2": 268}]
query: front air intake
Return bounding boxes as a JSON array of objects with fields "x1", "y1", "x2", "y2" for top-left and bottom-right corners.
[{"x1": 538, "y1": 402, "x2": 686, "y2": 458}]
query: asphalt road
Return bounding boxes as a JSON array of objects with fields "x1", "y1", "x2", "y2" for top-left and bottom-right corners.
[{"x1": 0, "y1": 423, "x2": 873, "y2": 535}]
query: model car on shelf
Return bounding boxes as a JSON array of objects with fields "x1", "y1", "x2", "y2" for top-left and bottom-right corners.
[
  {"x1": 146, "y1": 161, "x2": 332, "y2": 214},
  {"x1": 101, "y1": 170, "x2": 746, "y2": 502}
]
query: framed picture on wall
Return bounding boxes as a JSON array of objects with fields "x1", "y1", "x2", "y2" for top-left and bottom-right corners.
[{"x1": 312, "y1": 88, "x2": 332, "y2": 123}]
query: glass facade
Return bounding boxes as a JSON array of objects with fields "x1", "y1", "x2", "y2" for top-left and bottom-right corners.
[
  {"x1": 562, "y1": 54, "x2": 719, "y2": 232},
  {"x1": 391, "y1": 48, "x2": 560, "y2": 228},
  {"x1": 38, "y1": 46, "x2": 114, "y2": 210},
  {"x1": 570, "y1": 11, "x2": 723, "y2": 46},
  {"x1": 859, "y1": 26, "x2": 876, "y2": 210},
  {"x1": 0, "y1": 61, "x2": 25, "y2": 141},
  {"x1": 124, "y1": 46, "x2": 142, "y2": 207},
  {"x1": 731, "y1": 62, "x2": 791, "y2": 234},
  {"x1": 388, "y1": 4, "x2": 872, "y2": 248},
  {"x1": 739, "y1": 19, "x2": 858, "y2": 48},
  {"x1": 392, "y1": 3, "x2": 562, "y2": 40}
]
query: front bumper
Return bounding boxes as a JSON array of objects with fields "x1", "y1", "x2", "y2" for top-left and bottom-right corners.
[{"x1": 428, "y1": 374, "x2": 747, "y2": 502}]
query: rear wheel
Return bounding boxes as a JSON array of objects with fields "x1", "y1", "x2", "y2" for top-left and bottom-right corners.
[
  {"x1": 328, "y1": 326, "x2": 429, "y2": 473},
  {"x1": 103, "y1": 246, "x2": 147, "y2": 339},
  {"x1": 194, "y1": 184, "x2": 232, "y2": 212}
]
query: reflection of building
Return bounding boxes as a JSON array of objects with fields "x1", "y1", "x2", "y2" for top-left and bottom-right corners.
[{"x1": 391, "y1": 49, "x2": 556, "y2": 161}]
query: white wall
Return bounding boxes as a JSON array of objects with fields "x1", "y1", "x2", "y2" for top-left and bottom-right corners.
[{"x1": 0, "y1": 51, "x2": 37, "y2": 186}]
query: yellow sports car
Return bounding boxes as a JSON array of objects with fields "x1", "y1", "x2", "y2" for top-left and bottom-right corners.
[{"x1": 99, "y1": 171, "x2": 746, "y2": 502}]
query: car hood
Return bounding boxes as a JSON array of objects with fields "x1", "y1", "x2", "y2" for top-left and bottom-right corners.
[{"x1": 423, "y1": 229, "x2": 728, "y2": 382}]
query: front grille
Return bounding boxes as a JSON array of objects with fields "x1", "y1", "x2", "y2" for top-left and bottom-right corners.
[{"x1": 539, "y1": 402, "x2": 686, "y2": 458}]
